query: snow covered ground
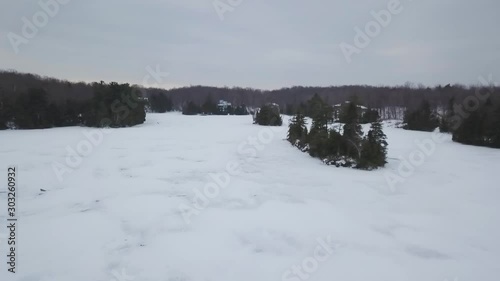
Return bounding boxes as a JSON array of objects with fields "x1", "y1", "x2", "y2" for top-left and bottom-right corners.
[{"x1": 1, "y1": 113, "x2": 499, "y2": 281}]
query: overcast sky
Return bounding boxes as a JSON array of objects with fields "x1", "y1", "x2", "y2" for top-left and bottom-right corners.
[{"x1": 1, "y1": 0, "x2": 499, "y2": 89}]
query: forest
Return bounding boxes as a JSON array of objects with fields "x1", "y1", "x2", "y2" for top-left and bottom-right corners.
[{"x1": 0, "y1": 70, "x2": 499, "y2": 148}]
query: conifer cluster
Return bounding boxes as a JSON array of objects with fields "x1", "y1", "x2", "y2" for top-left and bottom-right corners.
[{"x1": 287, "y1": 95, "x2": 388, "y2": 170}]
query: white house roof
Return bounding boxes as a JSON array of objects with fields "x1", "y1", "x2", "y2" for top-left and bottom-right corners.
[{"x1": 218, "y1": 100, "x2": 232, "y2": 106}]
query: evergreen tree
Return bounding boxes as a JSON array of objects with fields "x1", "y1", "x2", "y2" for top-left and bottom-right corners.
[
  {"x1": 234, "y1": 105, "x2": 249, "y2": 115},
  {"x1": 307, "y1": 129, "x2": 329, "y2": 159},
  {"x1": 307, "y1": 98, "x2": 333, "y2": 158},
  {"x1": 361, "y1": 108, "x2": 380, "y2": 124},
  {"x1": 62, "y1": 100, "x2": 84, "y2": 126},
  {"x1": 453, "y1": 98, "x2": 500, "y2": 148},
  {"x1": 452, "y1": 110, "x2": 482, "y2": 145},
  {"x1": 182, "y1": 101, "x2": 201, "y2": 115},
  {"x1": 83, "y1": 82, "x2": 146, "y2": 127},
  {"x1": 47, "y1": 103, "x2": 64, "y2": 127},
  {"x1": 306, "y1": 94, "x2": 332, "y2": 135},
  {"x1": 342, "y1": 101, "x2": 363, "y2": 159},
  {"x1": 254, "y1": 104, "x2": 282, "y2": 126},
  {"x1": 298, "y1": 102, "x2": 307, "y2": 115},
  {"x1": 339, "y1": 97, "x2": 364, "y2": 123},
  {"x1": 0, "y1": 91, "x2": 13, "y2": 129},
  {"x1": 481, "y1": 99, "x2": 500, "y2": 148},
  {"x1": 358, "y1": 119, "x2": 388, "y2": 169},
  {"x1": 324, "y1": 128, "x2": 344, "y2": 165},
  {"x1": 492, "y1": 105, "x2": 500, "y2": 147},
  {"x1": 439, "y1": 97, "x2": 455, "y2": 133},
  {"x1": 287, "y1": 112, "x2": 308, "y2": 150},
  {"x1": 149, "y1": 93, "x2": 173, "y2": 113},
  {"x1": 14, "y1": 88, "x2": 51, "y2": 129},
  {"x1": 225, "y1": 105, "x2": 235, "y2": 115},
  {"x1": 306, "y1": 93, "x2": 331, "y2": 120},
  {"x1": 201, "y1": 95, "x2": 217, "y2": 115},
  {"x1": 403, "y1": 99, "x2": 439, "y2": 131},
  {"x1": 340, "y1": 101, "x2": 359, "y2": 124},
  {"x1": 285, "y1": 104, "x2": 295, "y2": 115}
]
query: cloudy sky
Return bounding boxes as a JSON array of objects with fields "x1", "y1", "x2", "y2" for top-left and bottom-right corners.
[{"x1": 1, "y1": 0, "x2": 499, "y2": 89}]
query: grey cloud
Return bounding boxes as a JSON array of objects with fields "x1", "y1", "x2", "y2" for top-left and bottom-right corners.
[{"x1": 1, "y1": 0, "x2": 499, "y2": 89}]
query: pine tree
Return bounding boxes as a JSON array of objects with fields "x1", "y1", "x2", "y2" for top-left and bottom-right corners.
[
  {"x1": 361, "y1": 108, "x2": 380, "y2": 124},
  {"x1": 324, "y1": 128, "x2": 344, "y2": 165},
  {"x1": 452, "y1": 110, "x2": 482, "y2": 145},
  {"x1": 306, "y1": 93, "x2": 323, "y2": 118},
  {"x1": 285, "y1": 104, "x2": 295, "y2": 115},
  {"x1": 149, "y1": 93, "x2": 173, "y2": 113},
  {"x1": 308, "y1": 129, "x2": 329, "y2": 158},
  {"x1": 234, "y1": 105, "x2": 249, "y2": 115},
  {"x1": 440, "y1": 97, "x2": 455, "y2": 133},
  {"x1": 492, "y1": 105, "x2": 500, "y2": 148},
  {"x1": 255, "y1": 104, "x2": 282, "y2": 126},
  {"x1": 0, "y1": 89, "x2": 12, "y2": 129},
  {"x1": 202, "y1": 95, "x2": 217, "y2": 115},
  {"x1": 307, "y1": 98, "x2": 333, "y2": 158},
  {"x1": 182, "y1": 101, "x2": 201, "y2": 115},
  {"x1": 307, "y1": 93, "x2": 332, "y2": 120},
  {"x1": 358, "y1": 119, "x2": 388, "y2": 169},
  {"x1": 82, "y1": 82, "x2": 146, "y2": 128},
  {"x1": 342, "y1": 101, "x2": 363, "y2": 159},
  {"x1": 404, "y1": 99, "x2": 439, "y2": 132},
  {"x1": 14, "y1": 88, "x2": 50, "y2": 129},
  {"x1": 307, "y1": 95, "x2": 332, "y2": 134},
  {"x1": 482, "y1": 99, "x2": 500, "y2": 148},
  {"x1": 453, "y1": 98, "x2": 500, "y2": 148},
  {"x1": 287, "y1": 112, "x2": 308, "y2": 149}
]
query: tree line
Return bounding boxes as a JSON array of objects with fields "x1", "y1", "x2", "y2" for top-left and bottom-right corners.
[
  {"x1": 0, "y1": 81, "x2": 146, "y2": 129},
  {"x1": 1, "y1": 70, "x2": 499, "y2": 150},
  {"x1": 181, "y1": 95, "x2": 249, "y2": 116},
  {"x1": 2, "y1": 70, "x2": 498, "y2": 118},
  {"x1": 403, "y1": 92, "x2": 500, "y2": 148}
]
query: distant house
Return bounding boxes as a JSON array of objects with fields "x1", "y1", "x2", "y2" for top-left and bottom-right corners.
[
  {"x1": 217, "y1": 100, "x2": 232, "y2": 114},
  {"x1": 333, "y1": 101, "x2": 368, "y2": 121}
]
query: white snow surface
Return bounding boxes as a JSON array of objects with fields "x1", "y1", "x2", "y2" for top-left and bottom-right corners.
[{"x1": 0, "y1": 113, "x2": 499, "y2": 281}]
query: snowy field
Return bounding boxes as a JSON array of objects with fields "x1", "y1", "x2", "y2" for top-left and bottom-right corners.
[{"x1": 1, "y1": 113, "x2": 499, "y2": 281}]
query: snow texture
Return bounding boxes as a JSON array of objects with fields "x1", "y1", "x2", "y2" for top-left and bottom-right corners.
[{"x1": 0, "y1": 113, "x2": 499, "y2": 281}]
